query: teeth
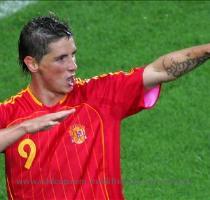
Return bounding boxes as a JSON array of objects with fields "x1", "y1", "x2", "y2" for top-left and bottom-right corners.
[{"x1": 67, "y1": 77, "x2": 75, "y2": 86}]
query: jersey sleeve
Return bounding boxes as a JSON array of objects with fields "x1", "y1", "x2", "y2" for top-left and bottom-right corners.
[
  {"x1": 0, "y1": 104, "x2": 8, "y2": 128},
  {"x1": 86, "y1": 67, "x2": 161, "y2": 119}
]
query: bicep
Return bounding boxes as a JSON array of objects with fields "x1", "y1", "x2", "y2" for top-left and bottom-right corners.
[
  {"x1": 143, "y1": 51, "x2": 191, "y2": 88},
  {"x1": 143, "y1": 61, "x2": 175, "y2": 89}
]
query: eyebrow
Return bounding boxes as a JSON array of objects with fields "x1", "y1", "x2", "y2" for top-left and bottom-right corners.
[
  {"x1": 54, "y1": 54, "x2": 68, "y2": 60},
  {"x1": 72, "y1": 49, "x2": 77, "y2": 55},
  {"x1": 54, "y1": 50, "x2": 77, "y2": 60}
]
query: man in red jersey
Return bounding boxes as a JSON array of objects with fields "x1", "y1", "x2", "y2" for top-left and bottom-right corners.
[{"x1": 1, "y1": 15, "x2": 210, "y2": 199}]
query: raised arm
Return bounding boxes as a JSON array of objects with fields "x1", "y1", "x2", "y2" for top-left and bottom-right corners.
[
  {"x1": 143, "y1": 44, "x2": 210, "y2": 88},
  {"x1": 0, "y1": 109, "x2": 75, "y2": 152}
]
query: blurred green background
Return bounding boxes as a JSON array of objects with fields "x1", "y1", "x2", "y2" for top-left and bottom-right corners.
[{"x1": 0, "y1": 1, "x2": 210, "y2": 199}]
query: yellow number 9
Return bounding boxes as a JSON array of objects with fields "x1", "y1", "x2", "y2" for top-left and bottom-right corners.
[{"x1": 18, "y1": 139, "x2": 36, "y2": 169}]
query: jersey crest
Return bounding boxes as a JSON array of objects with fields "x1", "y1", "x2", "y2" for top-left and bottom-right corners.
[{"x1": 69, "y1": 124, "x2": 87, "y2": 144}]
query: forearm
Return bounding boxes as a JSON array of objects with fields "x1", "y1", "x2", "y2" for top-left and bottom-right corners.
[
  {"x1": 152, "y1": 44, "x2": 210, "y2": 82},
  {"x1": 0, "y1": 109, "x2": 75, "y2": 152},
  {"x1": 0, "y1": 124, "x2": 26, "y2": 152}
]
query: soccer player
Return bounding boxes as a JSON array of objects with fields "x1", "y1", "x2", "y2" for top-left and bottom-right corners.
[{"x1": 1, "y1": 15, "x2": 210, "y2": 199}]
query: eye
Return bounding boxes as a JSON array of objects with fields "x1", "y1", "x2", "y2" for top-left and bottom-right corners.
[
  {"x1": 56, "y1": 55, "x2": 68, "y2": 62},
  {"x1": 72, "y1": 50, "x2": 77, "y2": 58}
]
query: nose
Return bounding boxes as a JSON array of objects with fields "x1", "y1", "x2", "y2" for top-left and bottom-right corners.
[{"x1": 67, "y1": 59, "x2": 77, "y2": 72}]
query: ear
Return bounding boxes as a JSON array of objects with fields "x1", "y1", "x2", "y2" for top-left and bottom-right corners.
[{"x1": 23, "y1": 56, "x2": 39, "y2": 73}]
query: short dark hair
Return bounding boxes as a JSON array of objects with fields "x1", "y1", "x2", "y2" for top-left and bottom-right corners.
[{"x1": 18, "y1": 15, "x2": 72, "y2": 73}]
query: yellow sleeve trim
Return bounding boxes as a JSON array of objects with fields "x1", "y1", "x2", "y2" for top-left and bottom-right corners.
[
  {"x1": 76, "y1": 69, "x2": 135, "y2": 85},
  {"x1": 2, "y1": 89, "x2": 27, "y2": 105}
]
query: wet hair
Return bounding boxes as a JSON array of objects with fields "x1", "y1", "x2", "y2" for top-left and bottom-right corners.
[{"x1": 18, "y1": 14, "x2": 72, "y2": 73}]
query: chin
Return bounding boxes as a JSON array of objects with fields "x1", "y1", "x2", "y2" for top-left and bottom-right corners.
[
  {"x1": 57, "y1": 85, "x2": 74, "y2": 95},
  {"x1": 65, "y1": 85, "x2": 74, "y2": 93}
]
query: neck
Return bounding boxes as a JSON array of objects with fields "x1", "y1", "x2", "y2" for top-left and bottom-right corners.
[{"x1": 29, "y1": 82, "x2": 66, "y2": 107}]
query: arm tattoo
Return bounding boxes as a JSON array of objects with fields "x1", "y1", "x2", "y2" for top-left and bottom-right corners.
[{"x1": 162, "y1": 53, "x2": 210, "y2": 78}]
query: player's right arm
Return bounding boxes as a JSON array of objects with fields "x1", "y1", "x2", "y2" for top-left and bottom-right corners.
[{"x1": 0, "y1": 109, "x2": 75, "y2": 152}]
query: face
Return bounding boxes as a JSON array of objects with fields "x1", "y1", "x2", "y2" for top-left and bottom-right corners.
[{"x1": 35, "y1": 37, "x2": 77, "y2": 95}]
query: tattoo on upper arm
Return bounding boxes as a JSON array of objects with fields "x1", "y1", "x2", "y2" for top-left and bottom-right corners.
[{"x1": 162, "y1": 53, "x2": 210, "y2": 78}]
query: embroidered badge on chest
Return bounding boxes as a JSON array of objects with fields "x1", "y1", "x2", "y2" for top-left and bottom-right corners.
[{"x1": 69, "y1": 124, "x2": 87, "y2": 144}]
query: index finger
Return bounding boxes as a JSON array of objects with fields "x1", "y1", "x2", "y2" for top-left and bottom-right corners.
[{"x1": 49, "y1": 109, "x2": 76, "y2": 120}]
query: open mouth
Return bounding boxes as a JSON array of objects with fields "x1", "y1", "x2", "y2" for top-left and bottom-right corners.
[{"x1": 67, "y1": 76, "x2": 75, "y2": 87}]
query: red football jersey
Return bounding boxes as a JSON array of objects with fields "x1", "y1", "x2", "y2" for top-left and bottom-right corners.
[{"x1": 1, "y1": 68, "x2": 160, "y2": 200}]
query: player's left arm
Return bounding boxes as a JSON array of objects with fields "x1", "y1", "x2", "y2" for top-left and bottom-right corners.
[{"x1": 143, "y1": 44, "x2": 210, "y2": 88}]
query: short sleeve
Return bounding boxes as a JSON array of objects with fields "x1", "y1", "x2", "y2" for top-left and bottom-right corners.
[
  {"x1": 85, "y1": 67, "x2": 161, "y2": 119},
  {"x1": 0, "y1": 103, "x2": 7, "y2": 128}
]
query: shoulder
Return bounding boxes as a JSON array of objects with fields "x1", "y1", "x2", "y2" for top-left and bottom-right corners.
[
  {"x1": 75, "y1": 67, "x2": 144, "y2": 86},
  {"x1": 0, "y1": 88, "x2": 28, "y2": 128},
  {"x1": 0, "y1": 88, "x2": 28, "y2": 107}
]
